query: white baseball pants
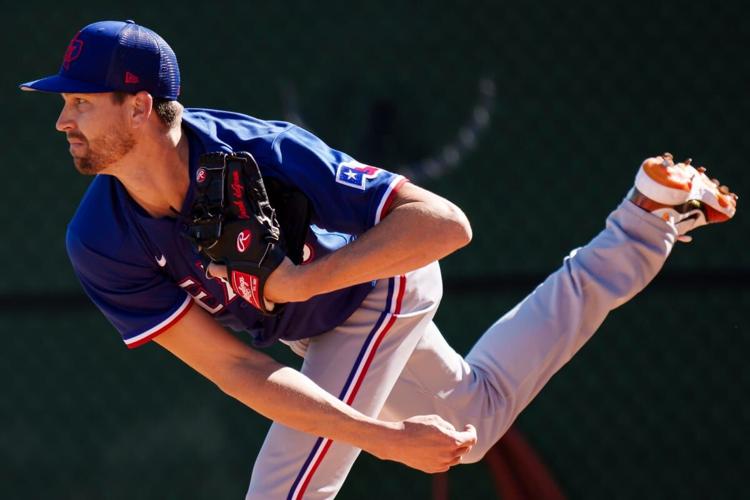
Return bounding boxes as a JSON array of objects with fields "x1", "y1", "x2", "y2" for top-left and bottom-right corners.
[{"x1": 246, "y1": 200, "x2": 676, "y2": 499}]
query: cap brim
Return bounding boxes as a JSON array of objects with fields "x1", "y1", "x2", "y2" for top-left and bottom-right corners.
[{"x1": 19, "y1": 74, "x2": 113, "y2": 94}]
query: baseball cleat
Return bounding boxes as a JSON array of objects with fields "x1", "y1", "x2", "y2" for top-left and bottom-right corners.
[{"x1": 629, "y1": 153, "x2": 738, "y2": 242}]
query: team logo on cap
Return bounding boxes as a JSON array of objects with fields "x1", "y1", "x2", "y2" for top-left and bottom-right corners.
[
  {"x1": 335, "y1": 161, "x2": 381, "y2": 190},
  {"x1": 63, "y1": 32, "x2": 84, "y2": 71}
]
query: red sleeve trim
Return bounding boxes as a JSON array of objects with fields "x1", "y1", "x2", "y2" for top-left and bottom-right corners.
[
  {"x1": 125, "y1": 297, "x2": 194, "y2": 349},
  {"x1": 376, "y1": 177, "x2": 409, "y2": 223}
]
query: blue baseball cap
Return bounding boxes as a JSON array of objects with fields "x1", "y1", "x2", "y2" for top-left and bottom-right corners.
[{"x1": 19, "y1": 20, "x2": 180, "y2": 100}]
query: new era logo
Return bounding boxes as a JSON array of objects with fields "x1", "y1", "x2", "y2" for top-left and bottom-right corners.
[{"x1": 125, "y1": 71, "x2": 140, "y2": 84}]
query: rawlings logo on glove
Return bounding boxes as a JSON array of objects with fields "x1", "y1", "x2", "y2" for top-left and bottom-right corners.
[
  {"x1": 236, "y1": 230, "x2": 252, "y2": 252},
  {"x1": 183, "y1": 151, "x2": 287, "y2": 315},
  {"x1": 232, "y1": 271, "x2": 262, "y2": 310}
]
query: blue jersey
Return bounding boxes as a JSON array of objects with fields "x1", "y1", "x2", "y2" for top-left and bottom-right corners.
[{"x1": 66, "y1": 108, "x2": 407, "y2": 348}]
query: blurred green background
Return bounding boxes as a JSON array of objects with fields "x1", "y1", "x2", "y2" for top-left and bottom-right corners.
[{"x1": 3, "y1": 0, "x2": 748, "y2": 498}]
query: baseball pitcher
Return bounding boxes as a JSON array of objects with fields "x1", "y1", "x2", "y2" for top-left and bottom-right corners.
[{"x1": 19, "y1": 20, "x2": 736, "y2": 499}]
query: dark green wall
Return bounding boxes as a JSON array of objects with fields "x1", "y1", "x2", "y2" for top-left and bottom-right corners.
[{"x1": 4, "y1": 1, "x2": 748, "y2": 498}]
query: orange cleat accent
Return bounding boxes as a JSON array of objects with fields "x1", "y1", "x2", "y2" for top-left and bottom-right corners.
[
  {"x1": 641, "y1": 158, "x2": 692, "y2": 191},
  {"x1": 629, "y1": 153, "x2": 737, "y2": 242}
]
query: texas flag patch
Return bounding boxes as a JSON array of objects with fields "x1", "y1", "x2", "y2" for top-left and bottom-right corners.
[{"x1": 335, "y1": 161, "x2": 381, "y2": 190}]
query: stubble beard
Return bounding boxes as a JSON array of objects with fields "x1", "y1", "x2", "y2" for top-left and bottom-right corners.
[{"x1": 71, "y1": 125, "x2": 136, "y2": 175}]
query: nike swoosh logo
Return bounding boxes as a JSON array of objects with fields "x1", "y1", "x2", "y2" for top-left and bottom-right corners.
[{"x1": 155, "y1": 255, "x2": 167, "y2": 267}]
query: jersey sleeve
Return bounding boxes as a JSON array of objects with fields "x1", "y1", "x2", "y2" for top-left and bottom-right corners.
[
  {"x1": 267, "y1": 126, "x2": 407, "y2": 235},
  {"x1": 66, "y1": 227, "x2": 193, "y2": 349}
]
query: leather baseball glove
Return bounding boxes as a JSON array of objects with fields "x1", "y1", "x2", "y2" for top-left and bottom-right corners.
[{"x1": 183, "y1": 151, "x2": 291, "y2": 315}]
